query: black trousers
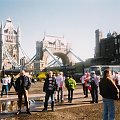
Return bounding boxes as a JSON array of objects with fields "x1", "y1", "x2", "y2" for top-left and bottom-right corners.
[
  {"x1": 90, "y1": 86, "x2": 98, "y2": 103},
  {"x1": 68, "y1": 89, "x2": 74, "y2": 102},
  {"x1": 82, "y1": 83, "x2": 85, "y2": 95},
  {"x1": 44, "y1": 91, "x2": 54, "y2": 110},
  {"x1": 57, "y1": 87, "x2": 63, "y2": 102},
  {"x1": 85, "y1": 86, "x2": 88, "y2": 97},
  {"x1": 17, "y1": 90, "x2": 30, "y2": 111}
]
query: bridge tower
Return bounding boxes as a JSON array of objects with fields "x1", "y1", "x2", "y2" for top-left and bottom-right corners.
[
  {"x1": 34, "y1": 35, "x2": 76, "y2": 74},
  {"x1": 0, "y1": 18, "x2": 20, "y2": 70}
]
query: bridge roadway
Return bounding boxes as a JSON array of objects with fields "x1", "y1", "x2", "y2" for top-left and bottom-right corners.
[{"x1": 0, "y1": 84, "x2": 103, "y2": 113}]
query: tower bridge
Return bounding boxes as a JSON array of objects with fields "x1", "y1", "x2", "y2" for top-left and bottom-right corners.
[
  {"x1": 34, "y1": 35, "x2": 84, "y2": 74},
  {"x1": 0, "y1": 18, "x2": 84, "y2": 75}
]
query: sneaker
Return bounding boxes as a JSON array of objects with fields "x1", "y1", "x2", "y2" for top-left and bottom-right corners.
[{"x1": 16, "y1": 110, "x2": 21, "y2": 115}]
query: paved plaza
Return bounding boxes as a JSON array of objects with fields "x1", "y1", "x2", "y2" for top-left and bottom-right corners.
[{"x1": 0, "y1": 82, "x2": 102, "y2": 114}]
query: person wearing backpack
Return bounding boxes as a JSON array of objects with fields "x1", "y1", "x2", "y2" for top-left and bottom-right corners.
[
  {"x1": 89, "y1": 71, "x2": 100, "y2": 103},
  {"x1": 65, "y1": 75, "x2": 76, "y2": 103}
]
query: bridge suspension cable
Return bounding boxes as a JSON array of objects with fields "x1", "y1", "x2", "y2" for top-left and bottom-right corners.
[
  {"x1": 24, "y1": 54, "x2": 36, "y2": 66},
  {"x1": 3, "y1": 45, "x2": 21, "y2": 68},
  {"x1": 47, "y1": 57, "x2": 61, "y2": 67},
  {"x1": 44, "y1": 48, "x2": 62, "y2": 66},
  {"x1": 68, "y1": 49, "x2": 84, "y2": 62},
  {"x1": 19, "y1": 43, "x2": 30, "y2": 60},
  {"x1": 2, "y1": 41, "x2": 36, "y2": 69}
]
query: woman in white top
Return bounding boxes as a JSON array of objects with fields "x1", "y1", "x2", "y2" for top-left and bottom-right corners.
[{"x1": 1, "y1": 75, "x2": 9, "y2": 97}]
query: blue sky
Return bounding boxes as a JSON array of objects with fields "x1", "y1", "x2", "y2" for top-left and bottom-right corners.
[{"x1": 0, "y1": 0, "x2": 120, "y2": 61}]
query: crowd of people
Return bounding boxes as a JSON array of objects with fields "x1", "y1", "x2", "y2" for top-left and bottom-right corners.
[
  {"x1": 80, "y1": 69, "x2": 120, "y2": 120},
  {"x1": 42, "y1": 71, "x2": 76, "y2": 112},
  {"x1": 0, "y1": 68, "x2": 120, "y2": 120},
  {"x1": 0, "y1": 70, "x2": 77, "y2": 114}
]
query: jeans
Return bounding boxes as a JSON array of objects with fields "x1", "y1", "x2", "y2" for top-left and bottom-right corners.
[
  {"x1": 103, "y1": 98, "x2": 115, "y2": 120},
  {"x1": 57, "y1": 87, "x2": 64, "y2": 102},
  {"x1": 1, "y1": 85, "x2": 8, "y2": 96}
]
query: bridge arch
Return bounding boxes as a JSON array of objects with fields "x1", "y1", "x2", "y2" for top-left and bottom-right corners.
[{"x1": 45, "y1": 52, "x2": 70, "y2": 66}]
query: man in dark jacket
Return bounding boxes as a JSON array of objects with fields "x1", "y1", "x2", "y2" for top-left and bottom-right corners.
[
  {"x1": 42, "y1": 71, "x2": 57, "y2": 112},
  {"x1": 15, "y1": 70, "x2": 31, "y2": 115},
  {"x1": 99, "y1": 69, "x2": 119, "y2": 120}
]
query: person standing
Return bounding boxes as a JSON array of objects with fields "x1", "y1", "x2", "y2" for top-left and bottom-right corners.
[
  {"x1": 55, "y1": 72, "x2": 65, "y2": 102},
  {"x1": 80, "y1": 73, "x2": 86, "y2": 95},
  {"x1": 113, "y1": 72, "x2": 120, "y2": 99},
  {"x1": 65, "y1": 75, "x2": 76, "y2": 103},
  {"x1": 99, "y1": 69, "x2": 119, "y2": 120},
  {"x1": 15, "y1": 70, "x2": 31, "y2": 115},
  {"x1": 9, "y1": 75, "x2": 16, "y2": 90},
  {"x1": 1, "y1": 75, "x2": 9, "y2": 98},
  {"x1": 84, "y1": 72, "x2": 90, "y2": 98},
  {"x1": 42, "y1": 71, "x2": 57, "y2": 112},
  {"x1": 89, "y1": 71, "x2": 100, "y2": 103}
]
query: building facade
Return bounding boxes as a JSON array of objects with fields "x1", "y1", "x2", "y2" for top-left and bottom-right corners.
[
  {"x1": 92, "y1": 30, "x2": 120, "y2": 65},
  {"x1": 94, "y1": 29, "x2": 103, "y2": 57}
]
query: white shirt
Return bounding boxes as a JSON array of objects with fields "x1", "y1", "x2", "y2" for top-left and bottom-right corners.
[
  {"x1": 2, "y1": 77, "x2": 9, "y2": 85},
  {"x1": 90, "y1": 74, "x2": 100, "y2": 87},
  {"x1": 80, "y1": 75, "x2": 85, "y2": 84},
  {"x1": 56, "y1": 75, "x2": 64, "y2": 88}
]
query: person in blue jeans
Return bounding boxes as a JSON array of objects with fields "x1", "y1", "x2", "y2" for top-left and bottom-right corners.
[
  {"x1": 1, "y1": 75, "x2": 9, "y2": 98},
  {"x1": 42, "y1": 71, "x2": 57, "y2": 112},
  {"x1": 99, "y1": 69, "x2": 119, "y2": 120}
]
